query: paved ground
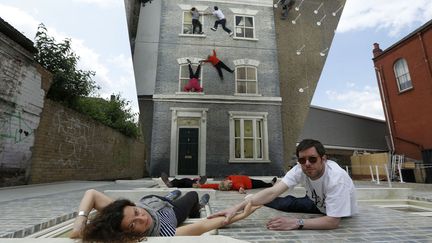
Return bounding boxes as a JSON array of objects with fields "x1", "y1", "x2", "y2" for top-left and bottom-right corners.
[{"x1": 0, "y1": 179, "x2": 432, "y2": 242}]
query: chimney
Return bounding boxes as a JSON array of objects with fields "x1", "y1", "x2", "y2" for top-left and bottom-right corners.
[{"x1": 373, "y1": 43, "x2": 383, "y2": 57}]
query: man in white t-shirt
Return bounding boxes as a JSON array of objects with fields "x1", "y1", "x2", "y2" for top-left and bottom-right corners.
[
  {"x1": 210, "y1": 6, "x2": 233, "y2": 36},
  {"x1": 208, "y1": 139, "x2": 357, "y2": 230}
]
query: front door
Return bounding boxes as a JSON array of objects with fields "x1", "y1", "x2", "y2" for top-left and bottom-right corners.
[{"x1": 178, "y1": 128, "x2": 199, "y2": 175}]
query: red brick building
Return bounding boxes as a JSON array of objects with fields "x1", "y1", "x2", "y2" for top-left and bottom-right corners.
[{"x1": 372, "y1": 20, "x2": 432, "y2": 182}]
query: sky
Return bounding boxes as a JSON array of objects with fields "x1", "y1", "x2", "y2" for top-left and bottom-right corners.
[{"x1": 1, "y1": 0, "x2": 432, "y2": 120}]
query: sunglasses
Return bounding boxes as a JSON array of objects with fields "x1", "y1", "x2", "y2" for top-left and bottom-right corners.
[{"x1": 298, "y1": 156, "x2": 319, "y2": 164}]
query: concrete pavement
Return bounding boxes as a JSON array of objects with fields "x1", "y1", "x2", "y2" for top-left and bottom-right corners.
[{"x1": 1, "y1": 178, "x2": 432, "y2": 242}]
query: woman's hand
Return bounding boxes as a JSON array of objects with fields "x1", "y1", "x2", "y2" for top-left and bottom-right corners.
[
  {"x1": 235, "y1": 202, "x2": 261, "y2": 220},
  {"x1": 70, "y1": 216, "x2": 87, "y2": 239}
]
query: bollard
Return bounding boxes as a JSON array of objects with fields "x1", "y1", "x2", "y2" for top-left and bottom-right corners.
[
  {"x1": 375, "y1": 165, "x2": 380, "y2": 184},
  {"x1": 398, "y1": 163, "x2": 405, "y2": 183},
  {"x1": 384, "y1": 164, "x2": 392, "y2": 188},
  {"x1": 369, "y1": 165, "x2": 375, "y2": 182}
]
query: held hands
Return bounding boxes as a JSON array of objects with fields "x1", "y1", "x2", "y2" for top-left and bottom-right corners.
[
  {"x1": 266, "y1": 216, "x2": 299, "y2": 231},
  {"x1": 235, "y1": 202, "x2": 261, "y2": 221}
]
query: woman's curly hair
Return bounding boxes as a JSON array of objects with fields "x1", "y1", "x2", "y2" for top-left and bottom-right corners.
[{"x1": 82, "y1": 199, "x2": 146, "y2": 243}]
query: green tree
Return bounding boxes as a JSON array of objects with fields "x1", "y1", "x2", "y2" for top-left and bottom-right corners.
[
  {"x1": 74, "y1": 95, "x2": 140, "y2": 138},
  {"x1": 34, "y1": 23, "x2": 99, "y2": 105},
  {"x1": 33, "y1": 24, "x2": 140, "y2": 138}
]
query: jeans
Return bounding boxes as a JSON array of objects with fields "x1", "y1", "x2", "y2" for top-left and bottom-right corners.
[
  {"x1": 192, "y1": 19, "x2": 202, "y2": 34},
  {"x1": 214, "y1": 18, "x2": 231, "y2": 33},
  {"x1": 265, "y1": 195, "x2": 323, "y2": 214},
  {"x1": 251, "y1": 179, "x2": 273, "y2": 188},
  {"x1": 214, "y1": 61, "x2": 234, "y2": 79}
]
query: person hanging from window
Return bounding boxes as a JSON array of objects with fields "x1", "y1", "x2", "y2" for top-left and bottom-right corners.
[
  {"x1": 183, "y1": 59, "x2": 203, "y2": 92},
  {"x1": 209, "y1": 6, "x2": 233, "y2": 36},
  {"x1": 202, "y1": 49, "x2": 234, "y2": 80},
  {"x1": 190, "y1": 7, "x2": 204, "y2": 34}
]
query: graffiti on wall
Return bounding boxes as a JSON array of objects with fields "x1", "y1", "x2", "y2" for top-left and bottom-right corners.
[
  {"x1": 0, "y1": 111, "x2": 34, "y2": 143},
  {"x1": 49, "y1": 109, "x2": 96, "y2": 169}
]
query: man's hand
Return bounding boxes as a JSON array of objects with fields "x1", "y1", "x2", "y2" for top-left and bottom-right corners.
[
  {"x1": 207, "y1": 205, "x2": 240, "y2": 225},
  {"x1": 266, "y1": 216, "x2": 299, "y2": 231},
  {"x1": 238, "y1": 187, "x2": 246, "y2": 194}
]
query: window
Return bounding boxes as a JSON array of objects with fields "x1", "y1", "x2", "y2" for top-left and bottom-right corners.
[
  {"x1": 182, "y1": 11, "x2": 204, "y2": 35},
  {"x1": 393, "y1": 58, "x2": 412, "y2": 92},
  {"x1": 178, "y1": 63, "x2": 202, "y2": 92},
  {"x1": 236, "y1": 66, "x2": 257, "y2": 94},
  {"x1": 229, "y1": 112, "x2": 269, "y2": 162},
  {"x1": 234, "y1": 15, "x2": 255, "y2": 39}
]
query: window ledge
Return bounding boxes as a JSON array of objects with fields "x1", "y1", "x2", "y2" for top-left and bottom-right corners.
[
  {"x1": 234, "y1": 93, "x2": 262, "y2": 97},
  {"x1": 178, "y1": 33, "x2": 206, "y2": 38},
  {"x1": 229, "y1": 159, "x2": 271, "y2": 163},
  {"x1": 233, "y1": 37, "x2": 259, "y2": 42},
  {"x1": 398, "y1": 87, "x2": 413, "y2": 94},
  {"x1": 175, "y1": 91, "x2": 205, "y2": 95}
]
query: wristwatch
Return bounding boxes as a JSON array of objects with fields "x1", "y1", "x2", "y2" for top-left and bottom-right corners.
[
  {"x1": 78, "y1": 211, "x2": 88, "y2": 217},
  {"x1": 297, "y1": 218, "x2": 304, "y2": 230}
]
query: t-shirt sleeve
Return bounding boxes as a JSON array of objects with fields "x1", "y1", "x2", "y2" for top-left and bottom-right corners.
[{"x1": 281, "y1": 164, "x2": 303, "y2": 188}]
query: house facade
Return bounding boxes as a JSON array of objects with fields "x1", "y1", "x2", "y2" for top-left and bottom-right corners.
[
  {"x1": 125, "y1": 0, "x2": 346, "y2": 177},
  {"x1": 372, "y1": 19, "x2": 432, "y2": 182}
]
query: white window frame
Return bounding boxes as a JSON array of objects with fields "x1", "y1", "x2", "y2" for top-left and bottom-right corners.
[
  {"x1": 178, "y1": 61, "x2": 203, "y2": 93},
  {"x1": 229, "y1": 111, "x2": 270, "y2": 163},
  {"x1": 235, "y1": 66, "x2": 258, "y2": 95},
  {"x1": 233, "y1": 15, "x2": 257, "y2": 40},
  {"x1": 393, "y1": 58, "x2": 413, "y2": 92},
  {"x1": 180, "y1": 10, "x2": 205, "y2": 37}
]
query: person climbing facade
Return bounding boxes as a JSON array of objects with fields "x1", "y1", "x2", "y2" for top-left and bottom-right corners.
[
  {"x1": 183, "y1": 59, "x2": 203, "y2": 92},
  {"x1": 190, "y1": 7, "x2": 204, "y2": 34},
  {"x1": 210, "y1": 6, "x2": 233, "y2": 36},
  {"x1": 202, "y1": 49, "x2": 234, "y2": 80}
]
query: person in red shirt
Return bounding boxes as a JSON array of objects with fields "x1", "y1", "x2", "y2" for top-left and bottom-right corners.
[
  {"x1": 202, "y1": 49, "x2": 234, "y2": 80},
  {"x1": 199, "y1": 175, "x2": 277, "y2": 194}
]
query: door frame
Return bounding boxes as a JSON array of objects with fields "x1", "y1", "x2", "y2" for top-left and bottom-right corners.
[{"x1": 170, "y1": 107, "x2": 207, "y2": 176}]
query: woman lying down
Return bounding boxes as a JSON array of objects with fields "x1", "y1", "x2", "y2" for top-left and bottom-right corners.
[{"x1": 70, "y1": 189, "x2": 259, "y2": 242}]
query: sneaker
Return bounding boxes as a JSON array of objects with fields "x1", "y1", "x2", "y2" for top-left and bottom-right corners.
[
  {"x1": 211, "y1": 27, "x2": 217, "y2": 31},
  {"x1": 198, "y1": 175, "x2": 207, "y2": 185},
  {"x1": 271, "y1": 177, "x2": 277, "y2": 185},
  {"x1": 229, "y1": 31, "x2": 234, "y2": 37},
  {"x1": 165, "y1": 190, "x2": 181, "y2": 201},
  {"x1": 186, "y1": 59, "x2": 192, "y2": 64},
  {"x1": 199, "y1": 193, "x2": 210, "y2": 208},
  {"x1": 161, "y1": 172, "x2": 172, "y2": 187},
  {"x1": 199, "y1": 32, "x2": 204, "y2": 34}
]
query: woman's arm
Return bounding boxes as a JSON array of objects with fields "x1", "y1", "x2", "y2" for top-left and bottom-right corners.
[
  {"x1": 70, "y1": 189, "x2": 113, "y2": 239},
  {"x1": 175, "y1": 202, "x2": 260, "y2": 236}
]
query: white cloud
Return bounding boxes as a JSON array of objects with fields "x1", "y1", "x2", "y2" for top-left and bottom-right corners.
[
  {"x1": 338, "y1": 0, "x2": 432, "y2": 36},
  {"x1": 325, "y1": 86, "x2": 385, "y2": 120},
  {"x1": 0, "y1": 4, "x2": 40, "y2": 40},
  {"x1": 72, "y1": 0, "x2": 122, "y2": 8}
]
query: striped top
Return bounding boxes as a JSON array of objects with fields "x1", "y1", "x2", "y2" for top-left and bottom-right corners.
[{"x1": 157, "y1": 207, "x2": 177, "y2": 236}]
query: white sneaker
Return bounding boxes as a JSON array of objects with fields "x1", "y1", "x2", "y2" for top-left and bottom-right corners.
[
  {"x1": 229, "y1": 31, "x2": 234, "y2": 37},
  {"x1": 211, "y1": 27, "x2": 217, "y2": 31}
]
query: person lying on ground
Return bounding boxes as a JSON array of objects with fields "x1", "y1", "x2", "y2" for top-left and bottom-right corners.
[
  {"x1": 198, "y1": 175, "x2": 277, "y2": 194},
  {"x1": 208, "y1": 139, "x2": 357, "y2": 231},
  {"x1": 70, "y1": 189, "x2": 260, "y2": 242},
  {"x1": 160, "y1": 172, "x2": 207, "y2": 188}
]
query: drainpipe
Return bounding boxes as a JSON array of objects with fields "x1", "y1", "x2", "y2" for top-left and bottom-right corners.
[
  {"x1": 417, "y1": 32, "x2": 432, "y2": 83},
  {"x1": 373, "y1": 43, "x2": 395, "y2": 153},
  {"x1": 375, "y1": 66, "x2": 395, "y2": 153}
]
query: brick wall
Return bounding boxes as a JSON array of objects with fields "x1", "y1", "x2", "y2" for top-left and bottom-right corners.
[
  {"x1": 30, "y1": 99, "x2": 146, "y2": 184},
  {"x1": 0, "y1": 30, "x2": 47, "y2": 185}
]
